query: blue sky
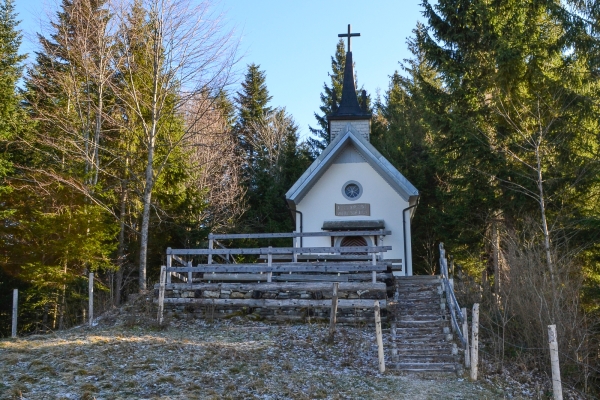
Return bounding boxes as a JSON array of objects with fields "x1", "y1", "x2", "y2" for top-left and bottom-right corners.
[{"x1": 14, "y1": 0, "x2": 425, "y2": 140}]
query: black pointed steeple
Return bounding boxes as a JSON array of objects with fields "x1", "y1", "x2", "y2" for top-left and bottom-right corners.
[
  {"x1": 333, "y1": 50, "x2": 370, "y2": 116},
  {"x1": 329, "y1": 25, "x2": 371, "y2": 121}
]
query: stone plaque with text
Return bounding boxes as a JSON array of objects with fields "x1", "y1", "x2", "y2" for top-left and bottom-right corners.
[{"x1": 335, "y1": 203, "x2": 370, "y2": 216}]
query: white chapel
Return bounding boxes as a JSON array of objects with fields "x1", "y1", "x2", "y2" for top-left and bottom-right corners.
[{"x1": 285, "y1": 26, "x2": 420, "y2": 276}]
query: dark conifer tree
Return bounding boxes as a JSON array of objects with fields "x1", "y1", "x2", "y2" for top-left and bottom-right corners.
[
  {"x1": 0, "y1": 0, "x2": 25, "y2": 193},
  {"x1": 0, "y1": 0, "x2": 27, "y2": 337},
  {"x1": 234, "y1": 65, "x2": 310, "y2": 237},
  {"x1": 235, "y1": 63, "x2": 272, "y2": 169}
]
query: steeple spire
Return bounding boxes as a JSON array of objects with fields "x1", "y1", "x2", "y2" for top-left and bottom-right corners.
[
  {"x1": 329, "y1": 25, "x2": 370, "y2": 118},
  {"x1": 327, "y1": 24, "x2": 372, "y2": 140}
]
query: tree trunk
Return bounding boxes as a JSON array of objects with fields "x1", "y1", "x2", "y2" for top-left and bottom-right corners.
[
  {"x1": 492, "y1": 215, "x2": 500, "y2": 295},
  {"x1": 92, "y1": 83, "x2": 103, "y2": 186},
  {"x1": 116, "y1": 174, "x2": 128, "y2": 305},
  {"x1": 139, "y1": 146, "x2": 154, "y2": 292},
  {"x1": 535, "y1": 142, "x2": 555, "y2": 294},
  {"x1": 138, "y1": 17, "x2": 162, "y2": 293}
]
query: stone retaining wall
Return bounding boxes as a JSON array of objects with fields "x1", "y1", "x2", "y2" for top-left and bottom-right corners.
[{"x1": 154, "y1": 284, "x2": 389, "y2": 324}]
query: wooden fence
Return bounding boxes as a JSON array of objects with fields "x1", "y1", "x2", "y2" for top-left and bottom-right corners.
[{"x1": 156, "y1": 230, "x2": 394, "y2": 324}]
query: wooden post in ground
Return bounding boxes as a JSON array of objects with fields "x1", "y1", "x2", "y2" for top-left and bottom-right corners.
[
  {"x1": 157, "y1": 265, "x2": 166, "y2": 324},
  {"x1": 267, "y1": 246, "x2": 273, "y2": 283},
  {"x1": 548, "y1": 324, "x2": 563, "y2": 400},
  {"x1": 371, "y1": 253, "x2": 377, "y2": 283},
  {"x1": 187, "y1": 261, "x2": 193, "y2": 285},
  {"x1": 328, "y1": 283, "x2": 339, "y2": 344},
  {"x1": 208, "y1": 235, "x2": 213, "y2": 265},
  {"x1": 470, "y1": 303, "x2": 479, "y2": 380},
  {"x1": 391, "y1": 321, "x2": 398, "y2": 361},
  {"x1": 166, "y1": 250, "x2": 172, "y2": 284},
  {"x1": 462, "y1": 307, "x2": 470, "y2": 368},
  {"x1": 374, "y1": 301, "x2": 385, "y2": 373},
  {"x1": 88, "y1": 273, "x2": 94, "y2": 328},
  {"x1": 11, "y1": 289, "x2": 18, "y2": 338}
]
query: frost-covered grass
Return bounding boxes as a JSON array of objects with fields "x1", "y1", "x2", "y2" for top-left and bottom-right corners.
[{"x1": 0, "y1": 296, "x2": 504, "y2": 399}]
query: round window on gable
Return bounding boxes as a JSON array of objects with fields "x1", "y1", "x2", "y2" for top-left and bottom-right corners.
[{"x1": 342, "y1": 180, "x2": 363, "y2": 201}]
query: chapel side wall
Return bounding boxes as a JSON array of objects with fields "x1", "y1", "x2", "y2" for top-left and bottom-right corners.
[{"x1": 295, "y1": 161, "x2": 410, "y2": 273}]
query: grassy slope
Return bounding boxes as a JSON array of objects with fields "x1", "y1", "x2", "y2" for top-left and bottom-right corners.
[{"x1": 0, "y1": 295, "x2": 504, "y2": 400}]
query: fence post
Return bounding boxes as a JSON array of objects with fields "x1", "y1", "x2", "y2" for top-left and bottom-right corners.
[
  {"x1": 208, "y1": 235, "x2": 213, "y2": 265},
  {"x1": 470, "y1": 303, "x2": 479, "y2": 380},
  {"x1": 327, "y1": 282, "x2": 339, "y2": 344},
  {"x1": 391, "y1": 321, "x2": 398, "y2": 361},
  {"x1": 548, "y1": 324, "x2": 563, "y2": 400},
  {"x1": 371, "y1": 252, "x2": 377, "y2": 283},
  {"x1": 12, "y1": 289, "x2": 18, "y2": 338},
  {"x1": 327, "y1": 282, "x2": 340, "y2": 344},
  {"x1": 89, "y1": 272, "x2": 94, "y2": 328},
  {"x1": 157, "y1": 265, "x2": 166, "y2": 324},
  {"x1": 374, "y1": 301, "x2": 385, "y2": 373},
  {"x1": 187, "y1": 261, "x2": 192, "y2": 285},
  {"x1": 166, "y1": 249, "x2": 172, "y2": 284},
  {"x1": 267, "y1": 246, "x2": 273, "y2": 283},
  {"x1": 462, "y1": 306, "x2": 470, "y2": 368}
]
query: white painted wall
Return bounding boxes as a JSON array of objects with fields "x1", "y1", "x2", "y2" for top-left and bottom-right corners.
[{"x1": 295, "y1": 154, "x2": 413, "y2": 275}]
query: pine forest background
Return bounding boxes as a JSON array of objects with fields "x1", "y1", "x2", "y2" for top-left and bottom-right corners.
[{"x1": 1, "y1": 0, "x2": 600, "y2": 395}]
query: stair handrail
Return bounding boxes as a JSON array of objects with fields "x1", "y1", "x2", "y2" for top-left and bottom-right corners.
[{"x1": 439, "y1": 243, "x2": 467, "y2": 347}]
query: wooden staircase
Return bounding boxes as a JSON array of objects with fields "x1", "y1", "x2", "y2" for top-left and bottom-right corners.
[{"x1": 387, "y1": 275, "x2": 463, "y2": 373}]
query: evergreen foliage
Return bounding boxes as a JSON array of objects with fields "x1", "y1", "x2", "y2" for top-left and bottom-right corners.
[
  {"x1": 370, "y1": 0, "x2": 600, "y2": 390},
  {"x1": 234, "y1": 64, "x2": 311, "y2": 243},
  {"x1": 0, "y1": 0, "x2": 27, "y2": 336},
  {"x1": 0, "y1": 0, "x2": 25, "y2": 198}
]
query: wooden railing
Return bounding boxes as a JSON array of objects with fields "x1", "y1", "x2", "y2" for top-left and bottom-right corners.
[
  {"x1": 157, "y1": 233, "x2": 393, "y2": 324},
  {"x1": 165, "y1": 245, "x2": 391, "y2": 284},
  {"x1": 439, "y1": 243, "x2": 467, "y2": 348}
]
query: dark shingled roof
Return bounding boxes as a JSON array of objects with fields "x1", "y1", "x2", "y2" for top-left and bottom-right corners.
[
  {"x1": 329, "y1": 51, "x2": 371, "y2": 119},
  {"x1": 322, "y1": 220, "x2": 385, "y2": 231}
]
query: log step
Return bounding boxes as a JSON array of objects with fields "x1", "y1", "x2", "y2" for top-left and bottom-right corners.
[{"x1": 391, "y1": 362, "x2": 459, "y2": 372}]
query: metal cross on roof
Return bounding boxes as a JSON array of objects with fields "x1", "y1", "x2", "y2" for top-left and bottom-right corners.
[{"x1": 338, "y1": 24, "x2": 360, "y2": 52}]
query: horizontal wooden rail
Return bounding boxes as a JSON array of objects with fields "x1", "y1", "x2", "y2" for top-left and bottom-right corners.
[
  {"x1": 167, "y1": 245, "x2": 391, "y2": 256},
  {"x1": 165, "y1": 262, "x2": 389, "y2": 274},
  {"x1": 154, "y1": 282, "x2": 387, "y2": 291},
  {"x1": 160, "y1": 297, "x2": 387, "y2": 309},
  {"x1": 208, "y1": 230, "x2": 391, "y2": 240},
  {"x1": 192, "y1": 273, "x2": 391, "y2": 282}
]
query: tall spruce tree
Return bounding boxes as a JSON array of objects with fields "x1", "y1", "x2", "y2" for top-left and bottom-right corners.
[
  {"x1": 416, "y1": 0, "x2": 600, "y2": 271},
  {"x1": 234, "y1": 63, "x2": 272, "y2": 172},
  {"x1": 307, "y1": 40, "x2": 345, "y2": 156},
  {"x1": 371, "y1": 28, "x2": 443, "y2": 274},
  {"x1": 0, "y1": 0, "x2": 25, "y2": 197},
  {"x1": 234, "y1": 64, "x2": 310, "y2": 237},
  {"x1": 0, "y1": 0, "x2": 27, "y2": 336},
  {"x1": 413, "y1": 0, "x2": 600, "y2": 383}
]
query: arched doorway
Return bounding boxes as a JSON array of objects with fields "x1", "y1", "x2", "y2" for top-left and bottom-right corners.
[{"x1": 340, "y1": 236, "x2": 367, "y2": 255}]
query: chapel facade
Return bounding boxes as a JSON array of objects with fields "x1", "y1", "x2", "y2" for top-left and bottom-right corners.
[{"x1": 285, "y1": 27, "x2": 419, "y2": 276}]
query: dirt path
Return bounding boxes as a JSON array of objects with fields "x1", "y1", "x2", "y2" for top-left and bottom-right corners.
[{"x1": 0, "y1": 314, "x2": 512, "y2": 400}]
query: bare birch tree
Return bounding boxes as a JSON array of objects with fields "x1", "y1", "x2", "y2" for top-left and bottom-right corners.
[
  {"x1": 112, "y1": 0, "x2": 238, "y2": 290},
  {"x1": 184, "y1": 93, "x2": 246, "y2": 231},
  {"x1": 247, "y1": 109, "x2": 295, "y2": 174}
]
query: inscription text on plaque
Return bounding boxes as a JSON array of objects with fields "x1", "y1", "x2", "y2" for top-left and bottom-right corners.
[{"x1": 335, "y1": 203, "x2": 370, "y2": 216}]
